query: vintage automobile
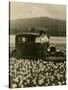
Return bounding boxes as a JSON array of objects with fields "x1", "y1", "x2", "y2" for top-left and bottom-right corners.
[{"x1": 10, "y1": 32, "x2": 66, "y2": 61}]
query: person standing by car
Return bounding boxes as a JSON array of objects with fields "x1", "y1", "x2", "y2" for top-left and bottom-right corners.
[
  {"x1": 40, "y1": 30, "x2": 49, "y2": 47},
  {"x1": 40, "y1": 30, "x2": 49, "y2": 56}
]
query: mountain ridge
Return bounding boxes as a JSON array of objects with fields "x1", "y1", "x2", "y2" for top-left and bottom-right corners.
[{"x1": 10, "y1": 17, "x2": 66, "y2": 36}]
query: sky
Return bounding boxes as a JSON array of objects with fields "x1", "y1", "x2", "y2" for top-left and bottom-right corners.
[{"x1": 10, "y1": 2, "x2": 66, "y2": 20}]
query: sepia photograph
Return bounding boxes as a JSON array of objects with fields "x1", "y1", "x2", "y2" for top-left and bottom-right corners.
[{"x1": 9, "y1": 2, "x2": 66, "y2": 88}]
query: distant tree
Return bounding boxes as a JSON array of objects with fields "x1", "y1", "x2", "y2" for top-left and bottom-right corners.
[{"x1": 30, "y1": 27, "x2": 35, "y2": 32}]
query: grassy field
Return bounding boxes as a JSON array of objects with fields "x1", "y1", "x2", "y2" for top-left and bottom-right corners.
[{"x1": 9, "y1": 35, "x2": 66, "y2": 88}]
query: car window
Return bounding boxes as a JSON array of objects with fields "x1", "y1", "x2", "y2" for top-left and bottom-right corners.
[
  {"x1": 35, "y1": 37, "x2": 40, "y2": 43},
  {"x1": 18, "y1": 37, "x2": 22, "y2": 41},
  {"x1": 22, "y1": 37, "x2": 26, "y2": 42},
  {"x1": 17, "y1": 37, "x2": 26, "y2": 42}
]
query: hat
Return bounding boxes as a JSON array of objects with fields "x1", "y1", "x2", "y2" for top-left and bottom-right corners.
[{"x1": 40, "y1": 30, "x2": 46, "y2": 35}]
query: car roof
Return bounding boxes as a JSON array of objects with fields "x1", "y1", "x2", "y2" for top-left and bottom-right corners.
[{"x1": 16, "y1": 32, "x2": 40, "y2": 37}]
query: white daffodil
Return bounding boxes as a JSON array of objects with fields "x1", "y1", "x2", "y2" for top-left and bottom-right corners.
[
  {"x1": 12, "y1": 83, "x2": 17, "y2": 88},
  {"x1": 58, "y1": 82, "x2": 62, "y2": 85},
  {"x1": 38, "y1": 79, "x2": 44, "y2": 85}
]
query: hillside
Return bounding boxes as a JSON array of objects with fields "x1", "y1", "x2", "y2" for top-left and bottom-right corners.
[{"x1": 9, "y1": 17, "x2": 66, "y2": 36}]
